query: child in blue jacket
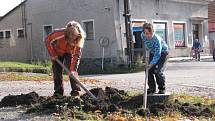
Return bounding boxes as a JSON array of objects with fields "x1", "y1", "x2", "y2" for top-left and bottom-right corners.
[{"x1": 141, "y1": 23, "x2": 169, "y2": 94}]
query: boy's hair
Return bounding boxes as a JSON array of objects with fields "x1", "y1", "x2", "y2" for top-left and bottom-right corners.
[
  {"x1": 143, "y1": 23, "x2": 154, "y2": 33},
  {"x1": 65, "y1": 21, "x2": 86, "y2": 48}
]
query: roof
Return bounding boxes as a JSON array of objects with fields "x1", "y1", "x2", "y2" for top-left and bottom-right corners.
[
  {"x1": 0, "y1": 0, "x2": 27, "y2": 21},
  {"x1": 168, "y1": 0, "x2": 214, "y2": 4}
]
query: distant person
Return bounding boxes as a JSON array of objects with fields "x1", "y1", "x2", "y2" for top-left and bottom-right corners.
[
  {"x1": 45, "y1": 21, "x2": 86, "y2": 97},
  {"x1": 192, "y1": 39, "x2": 202, "y2": 61},
  {"x1": 141, "y1": 23, "x2": 169, "y2": 94}
]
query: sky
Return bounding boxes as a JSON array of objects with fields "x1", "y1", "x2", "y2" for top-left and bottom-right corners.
[{"x1": 0, "y1": 0, "x2": 22, "y2": 16}]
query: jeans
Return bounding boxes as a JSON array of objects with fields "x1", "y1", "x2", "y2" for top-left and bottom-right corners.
[
  {"x1": 52, "y1": 53, "x2": 80, "y2": 95},
  {"x1": 148, "y1": 52, "x2": 168, "y2": 91}
]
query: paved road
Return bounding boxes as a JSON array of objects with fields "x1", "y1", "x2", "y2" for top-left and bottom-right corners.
[
  {"x1": 0, "y1": 59, "x2": 214, "y2": 120},
  {"x1": 84, "y1": 59, "x2": 215, "y2": 98},
  {"x1": 0, "y1": 59, "x2": 214, "y2": 100}
]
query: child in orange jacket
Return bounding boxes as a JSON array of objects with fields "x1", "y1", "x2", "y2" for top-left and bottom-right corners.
[{"x1": 45, "y1": 21, "x2": 85, "y2": 96}]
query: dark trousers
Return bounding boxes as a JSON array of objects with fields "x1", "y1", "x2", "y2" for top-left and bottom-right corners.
[
  {"x1": 148, "y1": 52, "x2": 168, "y2": 91},
  {"x1": 52, "y1": 53, "x2": 80, "y2": 95}
]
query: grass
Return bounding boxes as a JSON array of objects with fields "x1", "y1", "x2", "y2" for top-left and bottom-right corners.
[
  {"x1": 79, "y1": 63, "x2": 145, "y2": 75},
  {"x1": 0, "y1": 61, "x2": 46, "y2": 69},
  {"x1": 0, "y1": 61, "x2": 146, "y2": 75},
  {"x1": 104, "y1": 93, "x2": 215, "y2": 120},
  {"x1": 169, "y1": 93, "x2": 215, "y2": 105},
  {"x1": 0, "y1": 72, "x2": 53, "y2": 81}
]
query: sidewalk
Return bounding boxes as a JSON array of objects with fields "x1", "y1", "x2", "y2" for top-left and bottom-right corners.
[{"x1": 168, "y1": 55, "x2": 213, "y2": 62}]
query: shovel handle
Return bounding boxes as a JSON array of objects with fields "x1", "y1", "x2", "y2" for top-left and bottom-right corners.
[
  {"x1": 143, "y1": 51, "x2": 149, "y2": 109},
  {"x1": 55, "y1": 59, "x2": 97, "y2": 99}
]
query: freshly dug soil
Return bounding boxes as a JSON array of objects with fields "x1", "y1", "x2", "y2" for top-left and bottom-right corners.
[
  {"x1": 0, "y1": 87, "x2": 214, "y2": 119},
  {"x1": 0, "y1": 92, "x2": 39, "y2": 107}
]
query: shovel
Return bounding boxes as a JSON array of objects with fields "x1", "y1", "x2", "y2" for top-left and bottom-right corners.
[
  {"x1": 143, "y1": 50, "x2": 149, "y2": 109},
  {"x1": 55, "y1": 59, "x2": 97, "y2": 100}
]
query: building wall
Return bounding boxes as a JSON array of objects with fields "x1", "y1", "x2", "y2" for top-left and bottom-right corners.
[
  {"x1": 208, "y1": 0, "x2": 215, "y2": 53},
  {"x1": 0, "y1": 3, "x2": 29, "y2": 61},
  {"x1": 0, "y1": 0, "x2": 211, "y2": 65},
  {"x1": 209, "y1": 0, "x2": 215, "y2": 23},
  {"x1": 126, "y1": 0, "x2": 209, "y2": 57},
  {"x1": 25, "y1": 0, "x2": 119, "y2": 62}
]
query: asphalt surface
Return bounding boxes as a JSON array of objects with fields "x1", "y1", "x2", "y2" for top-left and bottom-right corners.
[
  {"x1": 0, "y1": 59, "x2": 214, "y2": 120},
  {"x1": 84, "y1": 59, "x2": 215, "y2": 98},
  {"x1": 0, "y1": 59, "x2": 214, "y2": 100}
]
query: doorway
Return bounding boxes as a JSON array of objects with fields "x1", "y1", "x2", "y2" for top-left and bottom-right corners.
[
  {"x1": 132, "y1": 21, "x2": 145, "y2": 63},
  {"x1": 193, "y1": 24, "x2": 199, "y2": 40}
]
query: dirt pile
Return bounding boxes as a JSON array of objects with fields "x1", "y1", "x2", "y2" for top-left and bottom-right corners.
[
  {"x1": 80, "y1": 87, "x2": 128, "y2": 113},
  {"x1": 0, "y1": 87, "x2": 214, "y2": 119},
  {"x1": 0, "y1": 92, "x2": 39, "y2": 107}
]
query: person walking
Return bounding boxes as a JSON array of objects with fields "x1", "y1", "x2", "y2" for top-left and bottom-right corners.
[
  {"x1": 192, "y1": 38, "x2": 202, "y2": 61},
  {"x1": 141, "y1": 23, "x2": 169, "y2": 94}
]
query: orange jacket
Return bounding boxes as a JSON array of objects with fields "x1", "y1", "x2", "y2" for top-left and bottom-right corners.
[{"x1": 45, "y1": 29, "x2": 82, "y2": 71}]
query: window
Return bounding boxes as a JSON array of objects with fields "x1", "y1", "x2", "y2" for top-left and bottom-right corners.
[
  {"x1": 43, "y1": 24, "x2": 53, "y2": 59},
  {"x1": 43, "y1": 25, "x2": 53, "y2": 39},
  {"x1": 82, "y1": 20, "x2": 94, "y2": 40},
  {"x1": 153, "y1": 22, "x2": 167, "y2": 43},
  {"x1": 0, "y1": 31, "x2": 3, "y2": 39},
  {"x1": 173, "y1": 23, "x2": 185, "y2": 47},
  {"x1": 5, "y1": 30, "x2": 11, "y2": 38},
  {"x1": 17, "y1": 28, "x2": 24, "y2": 38}
]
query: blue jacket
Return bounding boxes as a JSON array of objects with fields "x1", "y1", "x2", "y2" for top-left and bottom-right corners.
[
  {"x1": 192, "y1": 41, "x2": 201, "y2": 49},
  {"x1": 141, "y1": 32, "x2": 168, "y2": 65}
]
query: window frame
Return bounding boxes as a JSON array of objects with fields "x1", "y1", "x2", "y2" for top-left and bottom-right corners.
[
  {"x1": 0, "y1": 30, "x2": 4, "y2": 39},
  {"x1": 82, "y1": 19, "x2": 95, "y2": 41},
  {"x1": 42, "y1": 24, "x2": 53, "y2": 41},
  {"x1": 17, "y1": 28, "x2": 25, "y2": 38},
  {"x1": 152, "y1": 20, "x2": 169, "y2": 44},
  {"x1": 172, "y1": 21, "x2": 187, "y2": 48},
  {"x1": 4, "y1": 29, "x2": 11, "y2": 38}
]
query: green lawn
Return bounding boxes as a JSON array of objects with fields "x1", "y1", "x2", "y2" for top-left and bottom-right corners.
[
  {"x1": 0, "y1": 61, "x2": 46, "y2": 69},
  {"x1": 0, "y1": 61, "x2": 145, "y2": 75}
]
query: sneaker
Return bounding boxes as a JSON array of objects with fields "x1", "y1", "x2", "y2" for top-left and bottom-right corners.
[
  {"x1": 70, "y1": 91, "x2": 79, "y2": 96},
  {"x1": 158, "y1": 90, "x2": 165, "y2": 94},
  {"x1": 147, "y1": 89, "x2": 155, "y2": 94}
]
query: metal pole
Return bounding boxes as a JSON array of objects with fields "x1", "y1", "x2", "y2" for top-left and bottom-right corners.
[
  {"x1": 124, "y1": 0, "x2": 133, "y2": 69},
  {"x1": 127, "y1": 0, "x2": 133, "y2": 66},
  {"x1": 102, "y1": 47, "x2": 104, "y2": 71},
  {"x1": 143, "y1": 50, "x2": 149, "y2": 109}
]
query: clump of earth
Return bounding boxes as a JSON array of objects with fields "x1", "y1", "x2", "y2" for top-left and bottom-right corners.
[{"x1": 0, "y1": 87, "x2": 214, "y2": 120}]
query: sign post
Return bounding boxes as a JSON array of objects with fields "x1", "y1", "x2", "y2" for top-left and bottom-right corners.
[{"x1": 99, "y1": 37, "x2": 109, "y2": 71}]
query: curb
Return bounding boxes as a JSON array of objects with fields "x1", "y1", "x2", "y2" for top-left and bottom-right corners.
[
  {"x1": 168, "y1": 56, "x2": 213, "y2": 62},
  {"x1": 0, "y1": 67, "x2": 49, "y2": 74}
]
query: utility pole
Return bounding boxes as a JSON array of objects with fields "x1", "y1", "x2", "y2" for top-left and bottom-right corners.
[{"x1": 123, "y1": 0, "x2": 133, "y2": 69}]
